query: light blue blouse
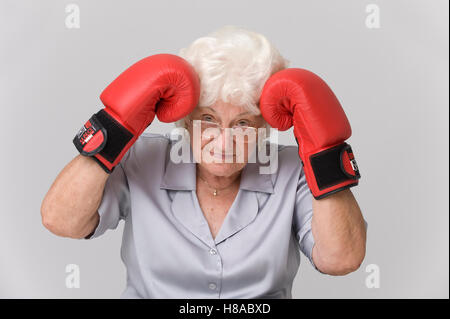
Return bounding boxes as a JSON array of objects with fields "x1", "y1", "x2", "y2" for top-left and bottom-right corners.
[{"x1": 88, "y1": 132, "x2": 318, "y2": 298}]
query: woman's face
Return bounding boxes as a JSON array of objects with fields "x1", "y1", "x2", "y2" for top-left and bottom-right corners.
[{"x1": 186, "y1": 100, "x2": 266, "y2": 177}]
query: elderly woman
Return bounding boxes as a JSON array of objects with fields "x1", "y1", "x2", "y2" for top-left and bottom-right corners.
[{"x1": 41, "y1": 26, "x2": 367, "y2": 298}]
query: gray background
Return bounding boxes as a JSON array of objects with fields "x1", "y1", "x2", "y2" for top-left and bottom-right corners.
[{"x1": 0, "y1": 0, "x2": 448, "y2": 298}]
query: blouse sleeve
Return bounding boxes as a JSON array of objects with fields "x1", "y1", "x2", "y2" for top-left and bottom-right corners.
[
  {"x1": 85, "y1": 162, "x2": 130, "y2": 239},
  {"x1": 292, "y1": 167, "x2": 319, "y2": 271}
]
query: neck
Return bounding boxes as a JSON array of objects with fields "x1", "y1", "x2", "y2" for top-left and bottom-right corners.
[{"x1": 196, "y1": 165, "x2": 241, "y2": 190}]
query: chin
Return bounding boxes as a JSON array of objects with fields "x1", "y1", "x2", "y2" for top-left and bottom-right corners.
[{"x1": 199, "y1": 162, "x2": 246, "y2": 177}]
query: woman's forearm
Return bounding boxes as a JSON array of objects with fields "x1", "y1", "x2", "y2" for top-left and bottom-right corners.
[
  {"x1": 41, "y1": 155, "x2": 108, "y2": 238},
  {"x1": 311, "y1": 189, "x2": 366, "y2": 275}
]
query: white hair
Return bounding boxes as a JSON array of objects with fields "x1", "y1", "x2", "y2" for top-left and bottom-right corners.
[{"x1": 176, "y1": 25, "x2": 289, "y2": 128}]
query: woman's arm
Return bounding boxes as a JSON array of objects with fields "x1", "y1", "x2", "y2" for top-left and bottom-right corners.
[
  {"x1": 41, "y1": 155, "x2": 108, "y2": 239},
  {"x1": 311, "y1": 189, "x2": 366, "y2": 275}
]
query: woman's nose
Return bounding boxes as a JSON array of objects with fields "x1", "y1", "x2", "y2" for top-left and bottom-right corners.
[{"x1": 214, "y1": 128, "x2": 234, "y2": 152}]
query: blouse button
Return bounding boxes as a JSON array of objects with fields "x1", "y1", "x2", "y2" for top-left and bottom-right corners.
[
  {"x1": 209, "y1": 248, "x2": 217, "y2": 255},
  {"x1": 208, "y1": 283, "x2": 217, "y2": 290}
]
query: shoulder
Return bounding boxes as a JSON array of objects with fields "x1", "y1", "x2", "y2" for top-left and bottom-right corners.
[
  {"x1": 277, "y1": 144, "x2": 301, "y2": 165},
  {"x1": 271, "y1": 144, "x2": 302, "y2": 173},
  {"x1": 266, "y1": 143, "x2": 303, "y2": 187},
  {"x1": 138, "y1": 132, "x2": 170, "y2": 146},
  {"x1": 121, "y1": 132, "x2": 171, "y2": 172}
]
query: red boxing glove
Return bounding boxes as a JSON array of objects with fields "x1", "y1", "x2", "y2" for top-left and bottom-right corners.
[
  {"x1": 73, "y1": 54, "x2": 200, "y2": 173},
  {"x1": 260, "y1": 68, "x2": 360, "y2": 199}
]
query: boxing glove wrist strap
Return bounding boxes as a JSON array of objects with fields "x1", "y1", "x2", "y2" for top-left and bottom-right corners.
[
  {"x1": 73, "y1": 109, "x2": 133, "y2": 173},
  {"x1": 309, "y1": 142, "x2": 360, "y2": 193}
]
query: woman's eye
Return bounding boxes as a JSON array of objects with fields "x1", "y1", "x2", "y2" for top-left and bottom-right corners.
[
  {"x1": 236, "y1": 120, "x2": 250, "y2": 127},
  {"x1": 201, "y1": 115, "x2": 215, "y2": 122}
]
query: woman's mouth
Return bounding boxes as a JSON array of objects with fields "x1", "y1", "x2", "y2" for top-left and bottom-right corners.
[{"x1": 210, "y1": 150, "x2": 235, "y2": 161}]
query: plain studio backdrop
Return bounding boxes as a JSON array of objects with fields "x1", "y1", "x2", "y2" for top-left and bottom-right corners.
[{"x1": 0, "y1": 0, "x2": 448, "y2": 298}]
